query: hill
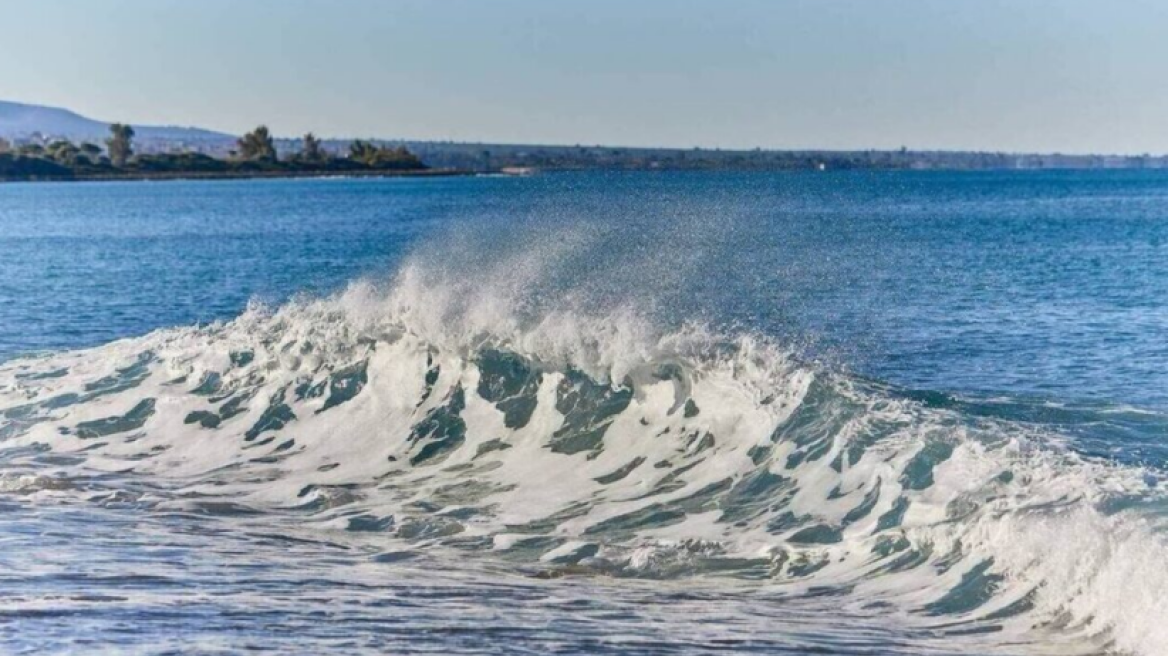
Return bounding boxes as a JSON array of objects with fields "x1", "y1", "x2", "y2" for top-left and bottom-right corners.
[{"x1": 0, "y1": 100, "x2": 233, "y2": 143}]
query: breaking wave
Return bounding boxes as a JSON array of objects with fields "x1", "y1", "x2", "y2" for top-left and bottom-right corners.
[{"x1": 2, "y1": 251, "x2": 1167, "y2": 656}]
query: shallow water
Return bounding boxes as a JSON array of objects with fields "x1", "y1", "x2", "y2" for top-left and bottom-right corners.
[
  {"x1": 2, "y1": 171, "x2": 1167, "y2": 654},
  {"x1": 1, "y1": 502, "x2": 999, "y2": 656}
]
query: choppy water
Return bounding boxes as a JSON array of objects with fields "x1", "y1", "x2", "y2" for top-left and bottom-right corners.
[{"x1": 2, "y1": 171, "x2": 1167, "y2": 655}]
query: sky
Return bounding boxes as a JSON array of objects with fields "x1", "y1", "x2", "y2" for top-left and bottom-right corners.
[{"x1": 1, "y1": 0, "x2": 1166, "y2": 154}]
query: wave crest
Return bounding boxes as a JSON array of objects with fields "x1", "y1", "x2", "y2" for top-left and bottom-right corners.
[{"x1": 2, "y1": 272, "x2": 1166, "y2": 655}]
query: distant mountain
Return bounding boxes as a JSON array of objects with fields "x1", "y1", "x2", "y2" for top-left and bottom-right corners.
[{"x1": 0, "y1": 100, "x2": 233, "y2": 143}]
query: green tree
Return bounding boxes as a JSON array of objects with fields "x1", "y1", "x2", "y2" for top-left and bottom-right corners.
[
  {"x1": 79, "y1": 142, "x2": 103, "y2": 165},
  {"x1": 348, "y1": 140, "x2": 423, "y2": 169},
  {"x1": 348, "y1": 139, "x2": 378, "y2": 165},
  {"x1": 238, "y1": 125, "x2": 277, "y2": 161},
  {"x1": 107, "y1": 124, "x2": 135, "y2": 167},
  {"x1": 17, "y1": 143, "x2": 45, "y2": 158},
  {"x1": 300, "y1": 132, "x2": 326, "y2": 163},
  {"x1": 46, "y1": 140, "x2": 82, "y2": 167}
]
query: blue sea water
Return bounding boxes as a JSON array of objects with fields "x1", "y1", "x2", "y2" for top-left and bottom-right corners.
[
  {"x1": 5, "y1": 172, "x2": 1168, "y2": 409},
  {"x1": 1, "y1": 171, "x2": 1167, "y2": 655}
]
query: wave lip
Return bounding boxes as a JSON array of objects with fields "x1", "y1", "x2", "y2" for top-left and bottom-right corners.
[{"x1": 1, "y1": 276, "x2": 1167, "y2": 655}]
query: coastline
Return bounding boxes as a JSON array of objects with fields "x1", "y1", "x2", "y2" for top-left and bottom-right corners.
[{"x1": 0, "y1": 167, "x2": 474, "y2": 184}]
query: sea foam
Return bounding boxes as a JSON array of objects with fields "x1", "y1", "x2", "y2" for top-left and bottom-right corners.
[{"x1": 1, "y1": 254, "x2": 1166, "y2": 655}]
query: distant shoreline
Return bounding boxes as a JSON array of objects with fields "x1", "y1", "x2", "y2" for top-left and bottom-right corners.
[
  {"x1": 0, "y1": 168, "x2": 475, "y2": 184},
  {"x1": 7, "y1": 167, "x2": 1168, "y2": 184}
]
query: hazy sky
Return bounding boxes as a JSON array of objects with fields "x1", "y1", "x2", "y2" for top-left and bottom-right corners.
[{"x1": 2, "y1": 0, "x2": 1166, "y2": 153}]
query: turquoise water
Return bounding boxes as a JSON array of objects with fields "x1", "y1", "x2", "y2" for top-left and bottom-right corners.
[{"x1": 1, "y1": 171, "x2": 1167, "y2": 654}]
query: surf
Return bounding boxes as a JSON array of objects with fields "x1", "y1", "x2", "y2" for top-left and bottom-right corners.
[{"x1": 2, "y1": 253, "x2": 1167, "y2": 655}]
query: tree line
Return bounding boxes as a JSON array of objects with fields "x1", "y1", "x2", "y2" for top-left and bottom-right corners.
[{"x1": 1, "y1": 123, "x2": 425, "y2": 179}]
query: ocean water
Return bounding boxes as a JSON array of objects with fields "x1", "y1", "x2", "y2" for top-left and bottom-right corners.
[{"x1": 1, "y1": 171, "x2": 1166, "y2": 655}]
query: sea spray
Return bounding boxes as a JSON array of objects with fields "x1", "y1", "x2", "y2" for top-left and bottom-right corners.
[{"x1": 2, "y1": 262, "x2": 1166, "y2": 655}]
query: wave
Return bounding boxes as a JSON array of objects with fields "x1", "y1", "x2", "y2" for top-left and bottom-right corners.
[{"x1": 1, "y1": 260, "x2": 1167, "y2": 655}]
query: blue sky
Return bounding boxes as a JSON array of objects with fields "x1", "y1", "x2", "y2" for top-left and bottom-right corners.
[{"x1": 2, "y1": 0, "x2": 1166, "y2": 153}]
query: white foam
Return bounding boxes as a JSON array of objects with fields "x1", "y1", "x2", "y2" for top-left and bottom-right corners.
[{"x1": 1, "y1": 271, "x2": 1166, "y2": 655}]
